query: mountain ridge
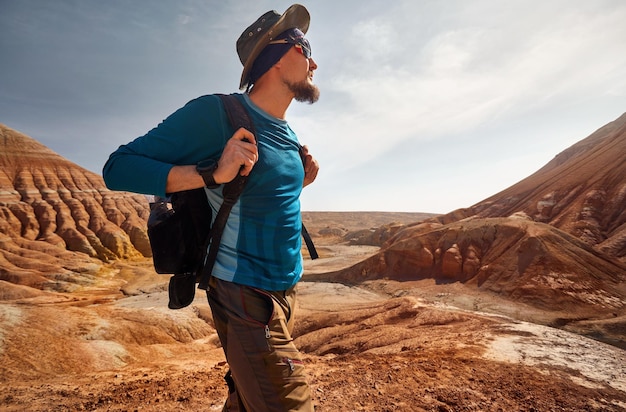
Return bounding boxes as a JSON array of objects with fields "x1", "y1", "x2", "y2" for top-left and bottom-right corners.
[
  {"x1": 0, "y1": 123, "x2": 150, "y2": 290},
  {"x1": 469, "y1": 112, "x2": 626, "y2": 259},
  {"x1": 314, "y1": 112, "x2": 626, "y2": 346}
]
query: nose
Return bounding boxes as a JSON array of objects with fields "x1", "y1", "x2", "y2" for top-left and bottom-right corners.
[{"x1": 308, "y1": 57, "x2": 318, "y2": 71}]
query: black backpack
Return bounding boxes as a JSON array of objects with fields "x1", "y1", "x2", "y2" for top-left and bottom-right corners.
[{"x1": 147, "y1": 94, "x2": 317, "y2": 309}]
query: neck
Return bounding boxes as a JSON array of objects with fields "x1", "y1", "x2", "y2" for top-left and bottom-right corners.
[{"x1": 248, "y1": 82, "x2": 293, "y2": 120}]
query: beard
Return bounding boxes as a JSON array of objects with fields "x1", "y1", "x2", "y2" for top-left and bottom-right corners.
[{"x1": 286, "y1": 78, "x2": 320, "y2": 104}]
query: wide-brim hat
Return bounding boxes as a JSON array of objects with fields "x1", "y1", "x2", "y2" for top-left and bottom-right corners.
[{"x1": 237, "y1": 4, "x2": 310, "y2": 90}]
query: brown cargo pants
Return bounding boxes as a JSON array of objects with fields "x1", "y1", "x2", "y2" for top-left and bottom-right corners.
[{"x1": 207, "y1": 276, "x2": 313, "y2": 412}]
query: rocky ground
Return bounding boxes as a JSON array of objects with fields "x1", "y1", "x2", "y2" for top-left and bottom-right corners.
[{"x1": 1, "y1": 239, "x2": 625, "y2": 412}]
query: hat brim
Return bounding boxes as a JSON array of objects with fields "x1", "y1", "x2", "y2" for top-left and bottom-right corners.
[{"x1": 239, "y1": 4, "x2": 310, "y2": 90}]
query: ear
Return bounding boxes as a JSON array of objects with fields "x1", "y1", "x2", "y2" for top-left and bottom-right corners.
[{"x1": 266, "y1": 59, "x2": 283, "y2": 78}]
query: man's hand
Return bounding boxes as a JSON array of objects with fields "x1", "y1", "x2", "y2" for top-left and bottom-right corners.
[
  {"x1": 301, "y1": 145, "x2": 319, "y2": 187},
  {"x1": 214, "y1": 128, "x2": 258, "y2": 184}
]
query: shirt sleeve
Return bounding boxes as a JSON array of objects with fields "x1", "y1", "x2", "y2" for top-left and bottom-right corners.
[{"x1": 102, "y1": 95, "x2": 230, "y2": 197}]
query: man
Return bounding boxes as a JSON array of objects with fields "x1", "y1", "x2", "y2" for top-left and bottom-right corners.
[{"x1": 103, "y1": 4, "x2": 319, "y2": 411}]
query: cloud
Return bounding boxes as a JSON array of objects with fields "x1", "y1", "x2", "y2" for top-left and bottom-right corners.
[
  {"x1": 296, "y1": 1, "x2": 626, "y2": 172},
  {"x1": 292, "y1": 0, "x2": 626, "y2": 211},
  {"x1": 2, "y1": 0, "x2": 625, "y2": 212},
  {"x1": 178, "y1": 14, "x2": 191, "y2": 25}
]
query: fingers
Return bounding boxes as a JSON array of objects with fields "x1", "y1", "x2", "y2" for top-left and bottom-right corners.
[
  {"x1": 215, "y1": 128, "x2": 258, "y2": 183},
  {"x1": 234, "y1": 128, "x2": 257, "y2": 175},
  {"x1": 301, "y1": 145, "x2": 319, "y2": 187},
  {"x1": 233, "y1": 127, "x2": 256, "y2": 146}
]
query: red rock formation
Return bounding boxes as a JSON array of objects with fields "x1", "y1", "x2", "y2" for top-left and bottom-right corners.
[
  {"x1": 459, "y1": 112, "x2": 626, "y2": 262},
  {"x1": 0, "y1": 123, "x2": 151, "y2": 290},
  {"x1": 318, "y1": 113, "x2": 626, "y2": 316}
]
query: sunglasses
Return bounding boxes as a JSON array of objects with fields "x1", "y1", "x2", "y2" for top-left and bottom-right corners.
[{"x1": 268, "y1": 35, "x2": 312, "y2": 59}]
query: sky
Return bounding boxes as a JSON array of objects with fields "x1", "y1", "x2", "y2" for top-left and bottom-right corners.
[{"x1": 1, "y1": 0, "x2": 625, "y2": 214}]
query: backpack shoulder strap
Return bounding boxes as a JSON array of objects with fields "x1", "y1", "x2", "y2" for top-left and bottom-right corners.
[
  {"x1": 219, "y1": 93, "x2": 255, "y2": 133},
  {"x1": 197, "y1": 94, "x2": 254, "y2": 290}
]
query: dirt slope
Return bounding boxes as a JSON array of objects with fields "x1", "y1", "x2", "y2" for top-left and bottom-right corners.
[{"x1": 1, "y1": 247, "x2": 625, "y2": 412}]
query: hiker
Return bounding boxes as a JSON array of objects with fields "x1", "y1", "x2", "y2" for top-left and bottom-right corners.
[{"x1": 102, "y1": 4, "x2": 319, "y2": 411}]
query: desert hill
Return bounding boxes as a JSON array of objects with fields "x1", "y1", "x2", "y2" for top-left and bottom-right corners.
[
  {"x1": 309, "y1": 113, "x2": 626, "y2": 347},
  {"x1": 471, "y1": 111, "x2": 626, "y2": 261},
  {"x1": 320, "y1": 216, "x2": 625, "y2": 310},
  {"x1": 0, "y1": 123, "x2": 150, "y2": 290}
]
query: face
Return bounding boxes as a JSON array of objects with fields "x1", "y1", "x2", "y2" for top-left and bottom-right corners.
[{"x1": 281, "y1": 46, "x2": 319, "y2": 104}]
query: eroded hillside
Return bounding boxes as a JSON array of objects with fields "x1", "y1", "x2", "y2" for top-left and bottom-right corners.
[{"x1": 0, "y1": 124, "x2": 150, "y2": 290}]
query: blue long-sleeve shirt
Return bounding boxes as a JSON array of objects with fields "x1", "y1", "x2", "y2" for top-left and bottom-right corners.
[{"x1": 103, "y1": 93, "x2": 305, "y2": 291}]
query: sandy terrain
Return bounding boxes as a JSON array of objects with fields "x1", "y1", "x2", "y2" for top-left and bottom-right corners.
[{"x1": 1, "y1": 236, "x2": 625, "y2": 411}]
